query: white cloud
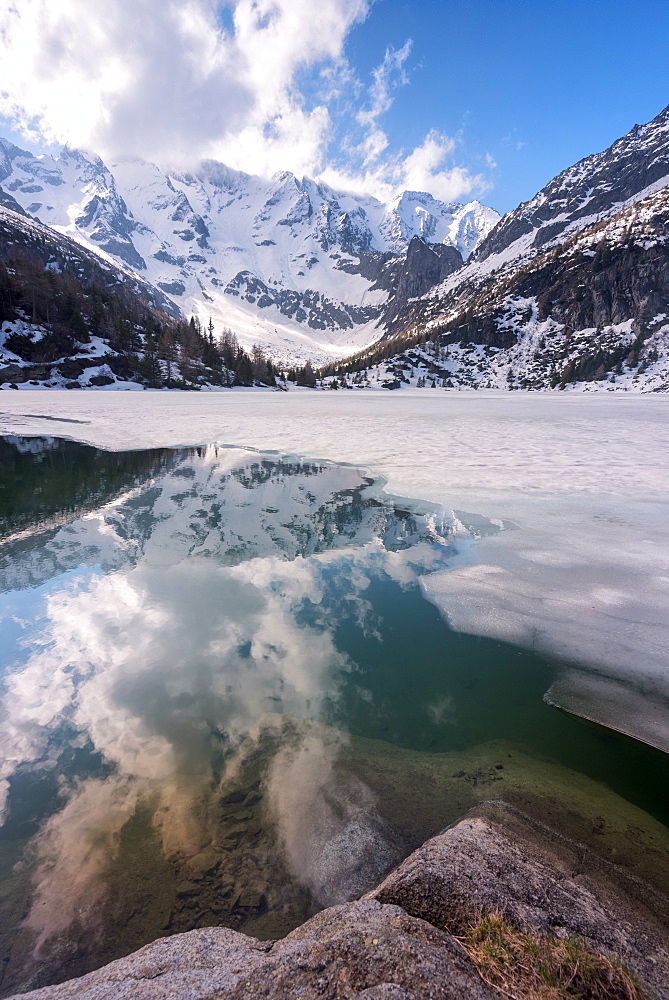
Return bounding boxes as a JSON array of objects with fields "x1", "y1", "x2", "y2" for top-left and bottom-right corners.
[
  {"x1": 321, "y1": 129, "x2": 486, "y2": 204},
  {"x1": 321, "y1": 43, "x2": 487, "y2": 203},
  {"x1": 266, "y1": 728, "x2": 395, "y2": 906},
  {"x1": 0, "y1": 442, "x2": 455, "y2": 945},
  {"x1": 401, "y1": 130, "x2": 484, "y2": 201},
  {"x1": 0, "y1": 0, "x2": 369, "y2": 174},
  {"x1": 0, "y1": 0, "x2": 491, "y2": 202},
  {"x1": 355, "y1": 40, "x2": 412, "y2": 166}
]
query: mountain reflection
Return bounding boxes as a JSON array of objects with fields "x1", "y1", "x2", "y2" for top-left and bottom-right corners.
[
  {"x1": 0, "y1": 438, "x2": 455, "y2": 985},
  {"x1": 0, "y1": 436, "x2": 179, "y2": 547}
]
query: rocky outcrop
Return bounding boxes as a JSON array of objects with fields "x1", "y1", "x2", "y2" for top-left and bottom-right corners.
[
  {"x1": 0, "y1": 204, "x2": 179, "y2": 319},
  {"x1": 375, "y1": 238, "x2": 464, "y2": 337},
  {"x1": 4, "y1": 901, "x2": 497, "y2": 1000},
  {"x1": 330, "y1": 104, "x2": 669, "y2": 391},
  {"x1": 7, "y1": 802, "x2": 668, "y2": 1000},
  {"x1": 369, "y1": 802, "x2": 669, "y2": 1000},
  {"x1": 0, "y1": 137, "x2": 499, "y2": 363}
]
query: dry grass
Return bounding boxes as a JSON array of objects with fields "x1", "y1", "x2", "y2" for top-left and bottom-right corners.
[{"x1": 458, "y1": 912, "x2": 649, "y2": 1000}]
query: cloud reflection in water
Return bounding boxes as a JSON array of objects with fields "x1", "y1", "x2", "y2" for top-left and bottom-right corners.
[{"x1": 0, "y1": 441, "x2": 455, "y2": 946}]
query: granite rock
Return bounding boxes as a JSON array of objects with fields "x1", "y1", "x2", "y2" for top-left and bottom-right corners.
[
  {"x1": 369, "y1": 801, "x2": 669, "y2": 999},
  {"x1": 6, "y1": 901, "x2": 495, "y2": 1000}
]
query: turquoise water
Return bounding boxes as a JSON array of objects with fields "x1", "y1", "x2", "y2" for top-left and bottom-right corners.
[
  {"x1": 327, "y1": 576, "x2": 668, "y2": 824},
  {"x1": 0, "y1": 436, "x2": 667, "y2": 995}
]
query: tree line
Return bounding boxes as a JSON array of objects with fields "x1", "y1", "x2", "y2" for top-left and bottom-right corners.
[{"x1": 0, "y1": 245, "x2": 318, "y2": 388}]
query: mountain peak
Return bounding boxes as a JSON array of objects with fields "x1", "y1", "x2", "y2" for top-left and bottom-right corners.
[
  {"x1": 0, "y1": 138, "x2": 499, "y2": 362},
  {"x1": 476, "y1": 102, "x2": 669, "y2": 263}
]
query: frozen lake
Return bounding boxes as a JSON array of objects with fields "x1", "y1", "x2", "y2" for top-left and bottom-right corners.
[{"x1": 2, "y1": 388, "x2": 668, "y2": 750}]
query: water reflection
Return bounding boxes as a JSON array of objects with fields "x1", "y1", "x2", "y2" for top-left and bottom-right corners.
[
  {"x1": 1, "y1": 438, "x2": 668, "y2": 998},
  {"x1": 0, "y1": 436, "x2": 178, "y2": 548},
  {"x1": 0, "y1": 438, "x2": 456, "y2": 989}
]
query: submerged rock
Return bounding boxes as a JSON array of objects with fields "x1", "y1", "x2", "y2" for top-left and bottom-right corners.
[{"x1": 7, "y1": 802, "x2": 668, "y2": 1000}]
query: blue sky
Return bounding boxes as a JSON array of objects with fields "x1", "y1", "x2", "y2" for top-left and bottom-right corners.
[
  {"x1": 0, "y1": 0, "x2": 668, "y2": 212},
  {"x1": 339, "y1": 0, "x2": 669, "y2": 211}
]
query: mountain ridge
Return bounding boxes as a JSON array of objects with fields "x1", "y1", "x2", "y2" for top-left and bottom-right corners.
[
  {"x1": 474, "y1": 103, "x2": 669, "y2": 263},
  {"x1": 0, "y1": 140, "x2": 499, "y2": 364},
  {"x1": 3, "y1": 104, "x2": 669, "y2": 390},
  {"x1": 319, "y1": 104, "x2": 669, "y2": 393}
]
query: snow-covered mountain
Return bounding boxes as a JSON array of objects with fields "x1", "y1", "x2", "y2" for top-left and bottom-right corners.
[
  {"x1": 0, "y1": 140, "x2": 498, "y2": 364},
  {"x1": 474, "y1": 103, "x2": 669, "y2": 264},
  {"x1": 5, "y1": 103, "x2": 669, "y2": 389},
  {"x1": 324, "y1": 104, "x2": 669, "y2": 392}
]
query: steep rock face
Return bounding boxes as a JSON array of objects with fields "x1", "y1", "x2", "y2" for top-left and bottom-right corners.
[
  {"x1": 430, "y1": 184, "x2": 669, "y2": 388},
  {"x1": 424, "y1": 186, "x2": 669, "y2": 348},
  {"x1": 334, "y1": 239, "x2": 464, "y2": 340},
  {"x1": 0, "y1": 185, "x2": 28, "y2": 217},
  {"x1": 0, "y1": 144, "x2": 148, "y2": 272},
  {"x1": 6, "y1": 105, "x2": 669, "y2": 378},
  {"x1": 382, "y1": 194, "x2": 498, "y2": 258},
  {"x1": 0, "y1": 204, "x2": 189, "y2": 389},
  {"x1": 528, "y1": 185, "x2": 669, "y2": 330},
  {"x1": 378, "y1": 239, "x2": 464, "y2": 336},
  {"x1": 377, "y1": 238, "x2": 463, "y2": 300},
  {"x1": 224, "y1": 269, "x2": 381, "y2": 331},
  {"x1": 0, "y1": 205, "x2": 177, "y2": 317}
]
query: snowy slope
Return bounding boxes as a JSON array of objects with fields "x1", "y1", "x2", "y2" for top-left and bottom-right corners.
[
  {"x1": 0, "y1": 140, "x2": 499, "y2": 364},
  {"x1": 475, "y1": 103, "x2": 669, "y2": 265},
  {"x1": 384, "y1": 192, "x2": 499, "y2": 258}
]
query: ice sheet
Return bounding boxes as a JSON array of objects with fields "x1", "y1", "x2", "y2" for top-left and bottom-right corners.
[{"x1": 1, "y1": 389, "x2": 668, "y2": 749}]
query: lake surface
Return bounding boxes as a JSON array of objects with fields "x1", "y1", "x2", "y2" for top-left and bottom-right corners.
[{"x1": 0, "y1": 436, "x2": 667, "y2": 996}]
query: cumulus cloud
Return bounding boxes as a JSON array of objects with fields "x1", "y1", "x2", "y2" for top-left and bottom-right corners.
[
  {"x1": 400, "y1": 130, "x2": 486, "y2": 201},
  {"x1": 25, "y1": 775, "x2": 141, "y2": 951},
  {"x1": 0, "y1": 0, "x2": 368, "y2": 174},
  {"x1": 266, "y1": 728, "x2": 397, "y2": 905},
  {"x1": 0, "y1": 0, "x2": 490, "y2": 201},
  {"x1": 8, "y1": 554, "x2": 349, "y2": 944},
  {"x1": 321, "y1": 129, "x2": 487, "y2": 204}
]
